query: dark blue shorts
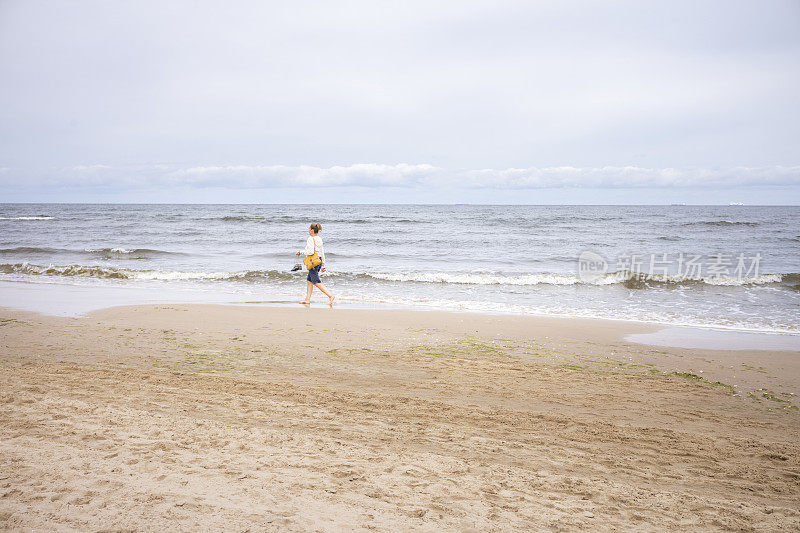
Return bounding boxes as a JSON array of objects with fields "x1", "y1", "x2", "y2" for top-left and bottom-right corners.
[{"x1": 307, "y1": 264, "x2": 322, "y2": 284}]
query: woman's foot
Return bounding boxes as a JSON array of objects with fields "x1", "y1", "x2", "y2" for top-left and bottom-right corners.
[
  {"x1": 329, "y1": 295, "x2": 336, "y2": 306},
  {"x1": 299, "y1": 300, "x2": 310, "y2": 305}
]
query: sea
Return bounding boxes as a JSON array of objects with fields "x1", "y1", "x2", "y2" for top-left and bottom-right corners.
[{"x1": 1, "y1": 204, "x2": 798, "y2": 334}]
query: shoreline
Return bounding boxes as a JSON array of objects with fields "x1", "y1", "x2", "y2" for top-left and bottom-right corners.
[
  {"x1": 1, "y1": 303, "x2": 799, "y2": 530},
  {"x1": 2, "y1": 279, "x2": 799, "y2": 339}
]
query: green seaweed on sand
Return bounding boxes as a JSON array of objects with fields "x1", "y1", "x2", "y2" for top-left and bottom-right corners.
[
  {"x1": 669, "y1": 371, "x2": 735, "y2": 391},
  {"x1": 643, "y1": 370, "x2": 736, "y2": 392},
  {"x1": 759, "y1": 390, "x2": 792, "y2": 403},
  {"x1": 671, "y1": 371, "x2": 704, "y2": 381}
]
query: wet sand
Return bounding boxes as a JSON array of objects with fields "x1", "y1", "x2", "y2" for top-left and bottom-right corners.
[{"x1": 1, "y1": 304, "x2": 799, "y2": 531}]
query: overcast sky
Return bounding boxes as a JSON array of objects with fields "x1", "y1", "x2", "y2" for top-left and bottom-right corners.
[{"x1": 1, "y1": 0, "x2": 799, "y2": 204}]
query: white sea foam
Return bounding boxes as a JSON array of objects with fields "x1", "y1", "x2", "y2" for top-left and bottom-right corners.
[
  {"x1": 338, "y1": 294, "x2": 800, "y2": 335},
  {"x1": 0, "y1": 216, "x2": 53, "y2": 220},
  {"x1": 700, "y1": 274, "x2": 783, "y2": 286},
  {"x1": 367, "y1": 270, "x2": 787, "y2": 287},
  {"x1": 85, "y1": 248, "x2": 136, "y2": 254},
  {"x1": 0, "y1": 262, "x2": 792, "y2": 288},
  {"x1": 369, "y1": 271, "x2": 605, "y2": 285},
  {"x1": 131, "y1": 269, "x2": 240, "y2": 281}
]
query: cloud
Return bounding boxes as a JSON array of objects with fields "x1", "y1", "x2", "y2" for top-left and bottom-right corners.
[
  {"x1": 166, "y1": 164, "x2": 440, "y2": 188},
  {"x1": 2, "y1": 164, "x2": 798, "y2": 192},
  {"x1": 460, "y1": 166, "x2": 800, "y2": 189}
]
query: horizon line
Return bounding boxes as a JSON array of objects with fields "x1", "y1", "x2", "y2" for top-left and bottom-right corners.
[{"x1": 1, "y1": 202, "x2": 798, "y2": 207}]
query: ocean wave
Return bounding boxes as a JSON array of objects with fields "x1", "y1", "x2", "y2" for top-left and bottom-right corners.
[
  {"x1": 682, "y1": 220, "x2": 759, "y2": 227},
  {"x1": 783, "y1": 273, "x2": 800, "y2": 283},
  {"x1": 84, "y1": 247, "x2": 137, "y2": 254},
  {"x1": 0, "y1": 247, "x2": 184, "y2": 257},
  {"x1": 1, "y1": 262, "x2": 796, "y2": 289},
  {"x1": 364, "y1": 216, "x2": 416, "y2": 222},
  {"x1": 0, "y1": 215, "x2": 53, "y2": 220},
  {"x1": 129, "y1": 269, "x2": 295, "y2": 282},
  {"x1": 0, "y1": 247, "x2": 69, "y2": 254},
  {"x1": 83, "y1": 247, "x2": 184, "y2": 256},
  {"x1": 219, "y1": 216, "x2": 261, "y2": 222},
  {"x1": 0, "y1": 262, "x2": 298, "y2": 282},
  {"x1": 603, "y1": 271, "x2": 787, "y2": 288},
  {"x1": 619, "y1": 272, "x2": 784, "y2": 289},
  {"x1": 366, "y1": 270, "x2": 792, "y2": 288},
  {"x1": 368, "y1": 272, "x2": 601, "y2": 286},
  {"x1": 0, "y1": 263, "x2": 131, "y2": 279}
]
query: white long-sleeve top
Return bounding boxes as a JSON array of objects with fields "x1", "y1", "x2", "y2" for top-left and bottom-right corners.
[{"x1": 301, "y1": 235, "x2": 325, "y2": 264}]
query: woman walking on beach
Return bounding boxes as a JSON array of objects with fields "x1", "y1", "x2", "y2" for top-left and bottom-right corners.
[{"x1": 297, "y1": 223, "x2": 335, "y2": 306}]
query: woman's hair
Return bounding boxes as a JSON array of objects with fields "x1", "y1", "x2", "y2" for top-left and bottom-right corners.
[{"x1": 309, "y1": 223, "x2": 322, "y2": 234}]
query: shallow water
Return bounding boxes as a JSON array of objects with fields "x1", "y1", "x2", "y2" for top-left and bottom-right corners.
[{"x1": 625, "y1": 328, "x2": 800, "y2": 351}]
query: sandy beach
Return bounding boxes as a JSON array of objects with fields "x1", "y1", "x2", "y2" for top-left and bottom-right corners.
[
  {"x1": 4, "y1": 0, "x2": 799, "y2": 529},
  {"x1": 1, "y1": 304, "x2": 799, "y2": 531}
]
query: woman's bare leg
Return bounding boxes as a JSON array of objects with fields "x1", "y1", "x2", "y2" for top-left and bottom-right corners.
[
  {"x1": 314, "y1": 282, "x2": 335, "y2": 305},
  {"x1": 300, "y1": 281, "x2": 313, "y2": 304}
]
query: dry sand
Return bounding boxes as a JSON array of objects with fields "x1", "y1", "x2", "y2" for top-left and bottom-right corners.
[{"x1": 1, "y1": 304, "x2": 799, "y2": 531}]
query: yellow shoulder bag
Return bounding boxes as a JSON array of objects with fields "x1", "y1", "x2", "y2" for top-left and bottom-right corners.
[{"x1": 303, "y1": 237, "x2": 322, "y2": 270}]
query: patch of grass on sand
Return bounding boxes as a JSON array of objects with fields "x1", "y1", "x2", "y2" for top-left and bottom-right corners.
[
  {"x1": 398, "y1": 340, "x2": 516, "y2": 360},
  {"x1": 748, "y1": 390, "x2": 798, "y2": 411},
  {"x1": 462, "y1": 340, "x2": 507, "y2": 356},
  {"x1": 575, "y1": 358, "x2": 607, "y2": 364},
  {"x1": 668, "y1": 371, "x2": 736, "y2": 392},
  {"x1": 0, "y1": 318, "x2": 23, "y2": 326},
  {"x1": 671, "y1": 371, "x2": 703, "y2": 381},
  {"x1": 759, "y1": 390, "x2": 791, "y2": 403},
  {"x1": 557, "y1": 363, "x2": 584, "y2": 371},
  {"x1": 595, "y1": 359, "x2": 629, "y2": 367},
  {"x1": 463, "y1": 340, "x2": 517, "y2": 358},
  {"x1": 643, "y1": 370, "x2": 736, "y2": 392},
  {"x1": 741, "y1": 363, "x2": 769, "y2": 374}
]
